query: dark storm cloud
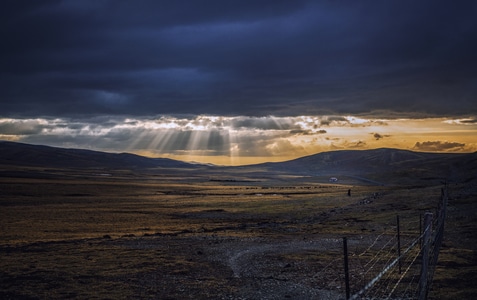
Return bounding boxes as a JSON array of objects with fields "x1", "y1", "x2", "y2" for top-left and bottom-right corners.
[
  {"x1": 413, "y1": 141, "x2": 466, "y2": 152},
  {"x1": 372, "y1": 133, "x2": 390, "y2": 140},
  {"x1": 229, "y1": 117, "x2": 296, "y2": 130},
  {"x1": 1, "y1": 0, "x2": 476, "y2": 118},
  {"x1": 289, "y1": 129, "x2": 326, "y2": 135}
]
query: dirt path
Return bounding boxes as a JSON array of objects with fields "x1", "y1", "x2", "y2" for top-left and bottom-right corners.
[
  {"x1": 225, "y1": 238, "x2": 341, "y2": 278},
  {"x1": 200, "y1": 236, "x2": 345, "y2": 299}
]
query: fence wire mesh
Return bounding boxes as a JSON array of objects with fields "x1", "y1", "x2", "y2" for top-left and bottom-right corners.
[{"x1": 331, "y1": 187, "x2": 449, "y2": 300}]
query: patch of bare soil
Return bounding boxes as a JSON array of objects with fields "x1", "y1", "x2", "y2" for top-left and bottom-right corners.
[
  {"x1": 111, "y1": 234, "x2": 347, "y2": 299},
  {"x1": 1, "y1": 175, "x2": 475, "y2": 299}
]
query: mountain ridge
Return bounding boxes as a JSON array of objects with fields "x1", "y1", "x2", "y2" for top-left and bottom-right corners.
[
  {"x1": 255, "y1": 147, "x2": 477, "y2": 185},
  {"x1": 0, "y1": 141, "x2": 195, "y2": 169},
  {"x1": 1, "y1": 141, "x2": 475, "y2": 184}
]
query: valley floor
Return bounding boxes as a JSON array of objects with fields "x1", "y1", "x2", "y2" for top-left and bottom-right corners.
[{"x1": 0, "y1": 171, "x2": 475, "y2": 299}]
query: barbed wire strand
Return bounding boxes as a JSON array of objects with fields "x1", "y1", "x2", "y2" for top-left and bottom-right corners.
[
  {"x1": 349, "y1": 225, "x2": 428, "y2": 300},
  {"x1": 357, "y1": 228, "x2": 395, "y2": 257},
  {"x1": 350, "y1": 234, "x2": 400, "y2": 296},
  {"x1": 360, "y1": 233, "x2": 398, "y2": 271},
  {"x1": 386, "y1": 245, "x2": 422, "y2": 299},
  {"x1": 360, "y1": 238, "x2": 399, "y2": 282},
  {"x1": 400, "y1": 250, "x2": 422, "y2": 299}
]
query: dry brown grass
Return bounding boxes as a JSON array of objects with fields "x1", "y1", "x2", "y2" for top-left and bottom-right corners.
[{"x1": 0, "y1": 170, "x2": 475, "y2": 299}]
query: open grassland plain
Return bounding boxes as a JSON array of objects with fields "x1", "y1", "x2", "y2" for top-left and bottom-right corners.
[{"x1": 0, "y1": 169, "x2": 476, "y2": 299}]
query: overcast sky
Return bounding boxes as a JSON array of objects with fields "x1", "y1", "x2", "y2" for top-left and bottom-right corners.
[{"x1": 1, "y1": 1, "x2": 476, "y2": 164}]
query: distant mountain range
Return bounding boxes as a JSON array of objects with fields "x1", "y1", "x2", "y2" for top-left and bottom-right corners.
[{"x1": 1, "y1": 141, "x2": 476, "y2": 184}]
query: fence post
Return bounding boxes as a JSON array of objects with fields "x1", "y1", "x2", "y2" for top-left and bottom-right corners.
[
  {"x1": 419, "y1": 212, "x2": 433, "y2": 300},
  {"x1": 419, "y1": 213, "x2": 422, "y2": 250},
  {"x1": 430, "y1": 187, "x2": 448, "y2": 273},
  {"x1": 343, "y1": 237, "x2": 350, "y2": 300},
  {"x1": 397, "y1": 215, "x2": 401, "y2": 274}
]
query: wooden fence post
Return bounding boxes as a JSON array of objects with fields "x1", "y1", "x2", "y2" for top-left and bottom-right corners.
[
  {"x1": 397, "y1": 215, "x2": 401, "y2": 274},
  {"x1": 419, "y1": 212, "x2": 433, "y2": 300},
  {"x1": 419, "y1": 213, "x2": 422, "y2": 250},
  {"x1": 343, "y1": 237, "x2": 350, "y2": 299}
]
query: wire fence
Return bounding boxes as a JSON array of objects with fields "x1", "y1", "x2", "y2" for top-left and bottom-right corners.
[{"x1": 327, "y1": 186, "x2": 450, "y2": 300}]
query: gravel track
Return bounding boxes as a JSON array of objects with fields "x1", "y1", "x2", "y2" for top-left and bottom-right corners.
[{"x1": 202, "y1": 236, "x2": 345, "y2": 299}]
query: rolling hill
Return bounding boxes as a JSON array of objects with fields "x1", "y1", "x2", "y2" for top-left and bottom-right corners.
[
  {"x1": 0, "y1": 141, "x2": 195, "y2": 170},
  {"x1": 260, "y1": 148, "x2": 476, "y2": 185},
  {"x1": 1, "y1": 141, "x2": 475, "y2": 185}
]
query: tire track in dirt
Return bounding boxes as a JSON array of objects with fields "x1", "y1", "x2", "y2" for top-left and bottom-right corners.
[
  {"x1": 215, "y1": 237, "x2": 345, "y2": 299},
  {"x1": 226, "y1": 238, "x2": 342, "y2": 278}
]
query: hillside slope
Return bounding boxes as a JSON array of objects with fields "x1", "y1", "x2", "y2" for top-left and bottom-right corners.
[
  {"x1": 1, "y1": 141, "x2": 475, "y2": 185},
  {"x1": 262, "y1": 148, "x2": 476, "y2": 184},
  {"x1": 0, "y1": 141, "x2": 194, "y2": 170}
]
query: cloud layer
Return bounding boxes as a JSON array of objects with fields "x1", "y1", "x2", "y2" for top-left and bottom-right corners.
[
  {"x1": 1, "y1": 0, "x2": 476, "y2": 118},
  {"x1": 2, "y1": 115, "x2": 475, "y2": 165}
]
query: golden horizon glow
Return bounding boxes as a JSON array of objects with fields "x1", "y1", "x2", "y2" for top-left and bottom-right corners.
[{"x1": 1, "y1": 115, "x2": 476, "y2": 166}]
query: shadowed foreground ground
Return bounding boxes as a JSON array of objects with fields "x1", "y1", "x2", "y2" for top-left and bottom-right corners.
[{"x1": 0, "y1": 171, "x2": 475, "y2": 299}]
